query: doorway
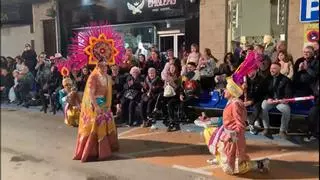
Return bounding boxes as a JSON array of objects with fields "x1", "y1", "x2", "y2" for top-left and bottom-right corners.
[
  {"x1": 43, "y1": 19, "x2": 57, "y2": 57},
  {"x1": 159, "y1": 32, "x2": 185, "y2": 58}
]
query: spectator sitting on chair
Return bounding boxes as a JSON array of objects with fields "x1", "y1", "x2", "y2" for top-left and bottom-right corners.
[
  {"x1": 0, "y1": 67, "x2": 14, "y2": 102},
  {"x1": 293, "y1": 46, "x2": 319, "y2": 96},
  {"x1": 14, "y1": 65, "x2": 34, "y2": 107},
  {"x1": 39, "y1": 66, "x2": 62, "y2": 114},
  {"x1": 167, "y1": 62, "x2": 200, "y2": 132},
  {"x1": 242, "y1": 69, "x2": 266, "y2": 135},
  {"x1": 120, "y1": 66, "x2": 143, "y2": 126},
  {"x1": 261, "y1": 62, "x2": 292, "y2": 139},
  {"x1": 140, "y1": 68, "x2": 164, "y2": 127},
  {"x1": 21, "y1": 43, "x2": 37, "y2": 76}
]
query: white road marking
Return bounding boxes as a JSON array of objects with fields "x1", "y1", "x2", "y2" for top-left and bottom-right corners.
[
  {"x1": 118, "y1": 127, "x2": 141, "y2": 137},
  {"x1": 115, "y1": 142, "x2": 205, "y2": 157},
  {"x1": 172, "y1": 165, "x2": 212, "y2": 176},
  {"x1": 119, "y1": 131, "x2": 166, "y2": 139},
  {"x1": 198, "y1": 151, "x2": 303, "y2": 170}
]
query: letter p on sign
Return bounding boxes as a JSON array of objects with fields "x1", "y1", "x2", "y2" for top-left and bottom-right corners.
[{"x1": 300, "y1": 0, "x2": 319, "y2": 23}]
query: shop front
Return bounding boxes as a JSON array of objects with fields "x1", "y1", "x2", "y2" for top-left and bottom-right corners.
[{"x1": 59, "y1": 0, "x2": 199, "y2": 58}]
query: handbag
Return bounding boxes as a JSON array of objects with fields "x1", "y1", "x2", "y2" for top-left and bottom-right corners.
[
  {"x1": 124, "y1": 89, "x2": 139, "y2": 100},
  {"x1": 163, "y1": 82, "x2": 176, "y2": 97}
]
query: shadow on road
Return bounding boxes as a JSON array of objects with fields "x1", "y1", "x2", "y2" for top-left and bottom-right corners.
[{"x1": 236, "y1": 160, "x2": 319, "y2": 179}]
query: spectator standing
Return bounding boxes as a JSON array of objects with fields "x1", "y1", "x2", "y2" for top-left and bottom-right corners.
[
  {"x1": 197, "y1": 48, "x2": 217, "y2": 90},
  {"x1": 21, "y1": 43, "x2": 37, "y2": 76},
  {"x1": 187, "y1": 43, "x2": 200, "y2": 65},
  {"x1": 145, "y1": 50, "x2": 165, "y2": 76},
  {"x1": 35, "y1": 53, "x2": 51, "y2": 90}
]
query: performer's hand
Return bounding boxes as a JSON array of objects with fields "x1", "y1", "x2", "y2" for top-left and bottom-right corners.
[
  {"x1": 244, "y1": 101, "x2": 253, "y2": 107},
  {"x1": 95, "y1": 106, "x2": 103, "y2": 115}
]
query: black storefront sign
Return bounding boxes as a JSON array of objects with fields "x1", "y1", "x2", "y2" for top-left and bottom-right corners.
[
  {"x1": 119, "y1": 0, "x2": 185, "y2": 22},
  {"x1": 59, "y1": 0, "x2": 188, "y2": 56},
  {"x1": 64, "y1": 0, "x2": 185, "y2": 26}
]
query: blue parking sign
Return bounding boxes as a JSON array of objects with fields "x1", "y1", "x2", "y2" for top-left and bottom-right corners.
[{"x1": 300, "y1": 0, "x2": 319, "y2": 23}]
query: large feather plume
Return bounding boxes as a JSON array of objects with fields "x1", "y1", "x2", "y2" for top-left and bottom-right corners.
[{"x1": 232, "y1": 51, "x2": 263, "y2": 85}]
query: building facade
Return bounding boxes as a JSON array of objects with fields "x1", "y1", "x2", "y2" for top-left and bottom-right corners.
[
  {"x1": 1, "y1": 0, "x2": 318, "y2": 61},
  {"x1": 200, "y1": 0, "x2": 319, "y2": 61}
]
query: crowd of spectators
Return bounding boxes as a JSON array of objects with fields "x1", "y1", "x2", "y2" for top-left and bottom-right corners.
[{"x1": 0, "y1": 41, "x2": 318, "y2": 139}]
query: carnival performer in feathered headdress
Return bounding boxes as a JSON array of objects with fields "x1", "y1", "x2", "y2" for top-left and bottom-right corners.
[
  {"x1": 199, "y1": 50, "x2": 271, "y2": 174},
  {"x1": 57, "y1": 22, "x2": 125, "y2": 162},
  {"x1": 58, "y1": 68, "x2": 80, "y2": 127}
]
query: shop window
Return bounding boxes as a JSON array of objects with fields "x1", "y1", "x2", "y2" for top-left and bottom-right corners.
[{"x1": 227, "y1": 0, "x2": 288, "y2": 51}]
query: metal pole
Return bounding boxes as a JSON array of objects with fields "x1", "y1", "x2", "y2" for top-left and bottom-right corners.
[{"x1": 55, "y1": 0, "x2": 61, "y2": 53}]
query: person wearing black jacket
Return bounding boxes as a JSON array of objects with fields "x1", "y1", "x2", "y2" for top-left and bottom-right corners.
[
  {"x1": 120, "y1": 66, "x2": 143, "y2": 126},
  {"x1": 110, "y1": 65, "x2": 125, "y2": 118},
  {"x1": 0, "y1": 67, "x2": 14, "y2": 102},
  {"x1": 293, "y1": 46, "x2": 319, "y2": 96},
  {"x1": 140, "y1": 68, "x2": 164, "y2": 127},
  {"x1": 145, "y1": 51, "x2": 165, "y2": 76},
  {"x1": 261, "y1": 62, "x2": 292, "y2": 138},
  {"x1": 305, "y1": 78, "x2": 319, "y2": 141},
  {"x1": 39, "y1": 66, "x2": 62, "y2": 113},
  {"x1": 243, "y1": 70, "x2": 266, "y2": 135},
  {"x1": 21, "y1": 43, "x2": 37, "y2": 76}
]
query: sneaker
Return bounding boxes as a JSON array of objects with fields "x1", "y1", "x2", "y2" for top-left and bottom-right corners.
[
  {"x1": 262, "y1": 129, "x2": 273, "y2": 138},
  {"x1": 303, "y1": 136, "x2": 317, "y2": 142},
  {"x1": 150, "y1": 124, "x2": 158, "y2": 130},
  {"x1": 279, "y1": 131, "x2": 289, "y2": 139},
  {"x1": 257, "y1": 158, "x2": 270, "y2": 173},
  {"x1": 206, "y1": 158, "x2": 218, "y2": 165},
  {"x1": 254, "y1": 121, "x2": 261, "y2": 128},
  {"x1": 249, "y1": 125, "x2": 258, "y2": 135}
]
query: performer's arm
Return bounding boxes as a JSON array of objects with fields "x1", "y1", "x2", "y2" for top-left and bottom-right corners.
[
  {"x1": 232, "y1": 102, "x2": 247, "y2": 134},
  {"x1": 88, "y1": 75, "x2": 98, "y2": 109},
  {"x1": 106, "y1": 75, "x2": 112, "y2": 110}
]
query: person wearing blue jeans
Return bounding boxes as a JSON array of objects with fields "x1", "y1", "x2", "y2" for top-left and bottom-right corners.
[{"x1": 261, "y1": 62, "x2": 292, "y2": 139}]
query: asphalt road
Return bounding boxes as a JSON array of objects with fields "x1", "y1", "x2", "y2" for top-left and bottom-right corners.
[
  {"x1": 1, "y1": 108, "x2": 210, "y2": 180},
  {"x1": 1, "y1": 106, "x2": 319, "y2": 180}
]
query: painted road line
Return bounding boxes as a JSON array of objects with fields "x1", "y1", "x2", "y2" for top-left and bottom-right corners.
[
  {"x1": 124, "y1": 144, "x2": 200, "y2": 156},
  {"x1": 119, "y1": 131, "x2": 167, "y2": 139},
  {"x1": 117, "y1": 142, "x2": 205, "y2": 157},
  {"x1": 118, "y1": 127, "x2": 141, "y2": 137},
  {"x1": 172, "y1": 165, "x2": 212, "y2": 176},
  {"x1": 198, "y1": 151, "x2": 303, "y2": 170}
]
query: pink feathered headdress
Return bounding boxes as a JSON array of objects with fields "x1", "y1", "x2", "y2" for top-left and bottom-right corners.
[
  {"x1": 232, "y1": 51, "x2": 263, "y2": 85},
  {"x1": 226, "y1": 51, "x2": 262, "y2": 98},
  {"x1": 57, "y1": 21, "x2": 125, "y2": 73}
]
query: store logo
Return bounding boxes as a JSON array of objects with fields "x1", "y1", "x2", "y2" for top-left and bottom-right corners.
[
  {"x1": 148, "y1": 0, "x2": 177, "y2": 8},
  {"x1": 127, "y1": 0, "x2": 145, "y2": 15}
]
